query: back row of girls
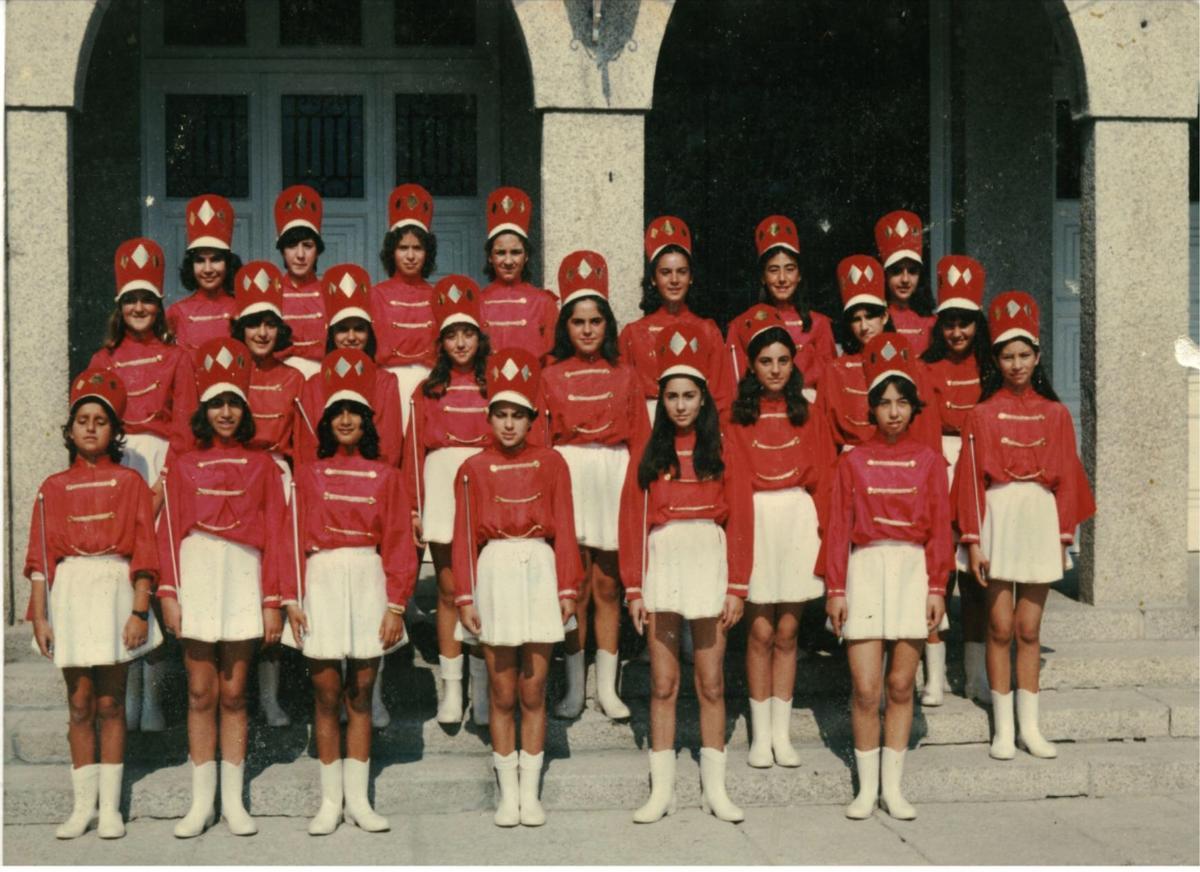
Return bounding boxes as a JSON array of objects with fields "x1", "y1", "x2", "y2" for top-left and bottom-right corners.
[{"x1": 27, "y1": 185, "x2": 1093, "y2": 839}]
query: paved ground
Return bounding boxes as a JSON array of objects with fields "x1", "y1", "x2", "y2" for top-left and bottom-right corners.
[{"x1": 4, "y1": 793, "x2": 1197, "y2": 866}]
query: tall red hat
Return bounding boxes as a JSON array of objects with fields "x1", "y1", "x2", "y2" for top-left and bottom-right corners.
[
  {"x1": 274, "y1": 185, "x2": 323, "y2": 240},
  {"x1": 234, "y1": 261, "x2": 284, "y2": 321},
  {"x1": 657, "y1": 324, "x2": 707, "y2": 383},
  {"x1": 989, "y1": 291, "x2": 1040, "y2": 346},
  {"x1": 389, "y1": 183, "x2": 434, "y2": 233},
  {"x1": 558, "y1": 250, "x2": 609, "y2": 306},
  {"x1": 486, "y1": 187, "x2": 532, "y2": 240},
  {"x1": 70, "y1": 368, "x2": 127, "y2": 419},
  {"x1": 838, "y1": 254, "x2": 887, "y2": 311},
  {"x1": 755, "y1": 215, "x2": 801, "y2": 258},
  {"x1": 196, "y1": 338, "x2": 252, "y2": 403},
  {"x1": 936, "y1": 255, "x2": 985, "y2": 313},
  {"x1": 862, "y1": 333, "x2": 919, "y2": 393},
  {"x1": 321, "y1": 348, "x2": 376, "y2": 412},
  {"x1": 322, "y1": 264, "x2": 373, "y2": 328},
  {"x1": 874, "y1": 210, "x2": 923, "y2": 269},
  {"x1": 644, "y1": 215, "x2": 692, "y2": 262},
  {"x1": 186, "y1": 194, "x2": 235, "y2": 251},
  {"x1": 731, "y1": 303, "x2": 789, "y2": 355},
  {"x1": 432, "y1": 275, "x2": 482, "y2": 333},
  {"x1": 113, "y1": 237, "x2": 165, "y2": 300},
  {"x1": 487, "y1": 347, "x2": 540, "y2": 413}
]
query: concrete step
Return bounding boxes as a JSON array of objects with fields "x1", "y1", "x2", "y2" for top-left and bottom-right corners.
[
  {"x1": 1037, "y1": 640, "x2": 1200, "y2": 690},
  {"x1": 4, "y1": 737, "x2": 1196, "y2": 825},
  {"x1": 1038, "y1": 590, "x2": 1199, "y2": 642}
]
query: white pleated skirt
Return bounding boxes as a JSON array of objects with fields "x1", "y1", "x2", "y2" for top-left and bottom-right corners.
[
  {"x1": 843, "y1": 541, "x2": 929, "y2": 641},
  {"x1": 121, "y1": 432, "x2": 169, "y2": 487},
  {"x1": 981, "y1": 481, "x2": 1063, "y2": 584},
  {"x1": 287, "y1": 547, "x2": 404, "y2": 660},
  {"x1": 644, "y1": 520, "x2": 728, "y2": 619},
  {"x1": 555, "y1": 444, "x2": 628, "y2": 551},
  {"x1": 178, "y1": 531, "x2": 264, "y2": 643},
  {"x1": 283, "y1": 356, "x2": 321, "y2": 379},
  {"x1": 748, "y1": 488, "x2": 824, "y2": 604},
  {"x1": 48, "y1": 555, "x2": 163, "y2": 668},
  {"x1": 386, "y1": 364, "x2": 431, "y2": 434},
  {"x1": 475, "y1": 538, "x2": 565, "y2": 647},
  {"x1": 421, "y1": 446, "x2": 481, "y2": 544},
  {"x1": 940, "y1": 435, "x2": 969, "y2": 574}
]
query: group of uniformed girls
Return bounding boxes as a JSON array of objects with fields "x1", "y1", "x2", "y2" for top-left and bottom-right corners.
[{"x1": 26, "y1": 183, "x2": 1096, "y2": 840}]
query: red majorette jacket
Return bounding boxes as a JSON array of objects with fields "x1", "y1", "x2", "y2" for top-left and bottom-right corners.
[
  {"x1": 922, "y1": 356, "x2": 982, "y2": 435},
  {"x1": 370, "y1": 274, "x2": 437, "y2": 369},
  {"x1": 617, "y1": 430, "x2": 752, "y2": 602},
  {"x1": 155, "y1": 444, "x2": 293, "y2": 606},
  {"x1": 618, "y1": 306, "x2": 735, "y2": 413},
  {"x1": 889, "y1": 306, "x2": 936, "y2": 358},
  {"x1": 247, "y1": 358, "x2": 305, "y2": 457},
  {"x1": 951, "y1": 386, "x2": 1096, "y2": 545},
  {"x1": 89, "y1": 336, "x2": 198, "y2": 455},
  {"x1": 726, "y1": 304, "x2": 836, "y2": 393},
  {"x1": 818, "y1": 351, "x2": 942, "y2": 453},
  {"x1": 821, "y1": 432, "x2": 954, "y2": 597},
  {"x1": 294, "y1": 369, "x2": 404, "y2": 467},
  {"x1": 536, "y1": 355, "x2": 651, "y2": 448},
  {"x1": 451, "y1": 443, "x2": 583, "y2": 606},
  {"x1": 167, "y1": 292, "x2": 237, "y2": 363},
  {"x1": 402, "y1": 370, "x2": 492, "y2": 511},
  {"x1": 280, "y1": 274, "x2": 325, "y2": 362},
  {"x1": 284, "y1": 451, "x2": 417, "y2": 609},
  {"x1": 23, "y1": 456, "x2": 159, "y2": 617},
  {"x1": 480, "y1": 281, "x2": 559, "y2": 364}
]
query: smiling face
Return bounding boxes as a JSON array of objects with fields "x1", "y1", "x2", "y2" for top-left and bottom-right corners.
[
  {"x1": 761, "y1": 250, "x2": 801, "y2": 305},
  {"x1": 393, "y1": 230, "x2": 427, "y2": 281},
  {"x1": 282, "y1": 238, "x2": 317, "y2": 281},
  {"x1": 847, "y1": 305, "x2": 888, "y2": 346},
  {"x1": 995, "y1": 338, "x2": 1040, "y2": 391},
  {"x1": 120, "y1": 290, "x2": 161, "y2": 338},
  {"x1": 242, "y1": 315, "x2": 281, "y2": 360},
  {"x1": 441, "y1": 323, "x2": 480, "y2": 369},
  {"x1": 489, "y1": 401, "x2": 532, "y2": 449},
  {"x1": 206, "y1": 393, "x2": 244, "y2": 442},
  {"x1": 489, "y1": 232, "x2": 528, "y2": 285},
  {"x1": 331, "y1": 317, "x2": 370, "y2": 351},
  {"x1": 192, "y1": 248, "x2": 227, "y2": 295},
  {"x1": 885, "y1": 258, "x2": 921, "y2": 305},
  {"x1": 566, "y1": 298, "x2": 606, "y2": 357},
  {"x1": 752, "y1": 340, "x2": 794, "y2": 397},
  {"x1": 940, "y1": 311, "x2": 978, "y2": 361},
  {"x1": 661, "y1": 375, "x2": 703, "y2": 433},
  {"x1": 652, "y1": 251, "x2": 693, "y2": 307},
  {"x1": 331, "y1": 404, "x2": 364, "y2": 449},
  {"x1": 872, "y1": 380, "x2": 914, "y2": 442},
  {"x1": 70, "y1": 401, "x2": 114, "y2": 461}
]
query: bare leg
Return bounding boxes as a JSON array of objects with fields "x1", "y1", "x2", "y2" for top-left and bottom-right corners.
[
  {"x1": 94, "y1": 664, "x2": 128, "y2": 764},
  {"x1": 309, "y1": 659, "x2": 344, "y2": 764},
  {"x1": 846, "y1": 640, "x2": 884, "y2": 750},
  {"x1": 1013, "y1": 584, "x2": 1050, "y2": 692},
  {"x1": 64, "y1": 668, "x2": 98, "y2": 768},
  {"x1": 431, "y1": 544, "x2": 462, "y2": 661},
  {"x1": 882, "y1": 640, "x2": 922, "y2": 749},
  {"x1": 985, "y1": 582, "x2": 1016, "y2": 692},
  {"x1": 344, "y1": 657, "x2": 380, "y2": 762},
  {"x1": 646, "y1": 612, "x2": 681, "y2": 752},
  {"x1": 485, "y1": 645, "x2": 519, "y2": 756},
  {"x1": 591, "y1": 550, "x2": 623, "y2": 655},
  {"x1": 690, "y1": 617, "x2": 728, "y2": 750},
  {"x1": 744, "y1": 603, "x2": 775, "y2": 702},
  {"x1": 771, "y1": 604, "x2": 803, "y2": 699},
  {"x1": 562, "y1": 549, "x2": 593, "y2": 656},
  {"x1": 216, "y1": 640, "x2": 255, "y2": 765},
  {"x1": 183, "y1": 641, "x2": 219, "y2": 764},
  {"x1": 518, "y1": 644, "x2": 553, "y2": 755}
]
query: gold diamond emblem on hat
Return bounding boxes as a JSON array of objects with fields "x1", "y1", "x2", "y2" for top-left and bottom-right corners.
[
  {"x1": 253, "y1": 268, "x2": 271, "y2": 292},
  {"x1": 501, "y1": 195, "x2": 514, "y2": 214},
  {"x1": 662, "y1": 219, "x2": 676, "y2": 236},
  {"x1": 338, "y1": 272, "x2": 359, "y2": 296},
  {"x1": 577, "y1": 258, "x2": 593, "y2": 279},
  {"x1": 406, "y1": 194, "x2": 419, "y2": 209},
  {"x1": 215, "y1": 345, "x2": 234, "y2": 370},
  {"x1": 131, "y1": 244, "x2": 150, "y2": 269},
  {"x1": 1006, "y1": 300, "x2": 1021, "y2": 318},
  {"x1": 881, "y1": 341, "x2": 897, "y2": 361},
  {"x1": 334, "y1": 356, "x2": 352, "y2": 377},
  {"x1": 947, "y1": 265, "x2": 962, "y2": 286},
  {"x1": 668, "y1": 332, "x2": 687, "y2": 356},
  {"x1": 768, "y1": 222, "x2": 780, "y2": 237},
  {"x1": 501, "y1": 358, "x2": 520, "y2": 380},
  {"x1": 895, "y1": 217, "x2": 910, "y2": 237},
  {"x1": 447, "y1": 283, "x2": 463, "y2": 303},
  {"x1": 197, "y1": 200, "x2": 216, "y2": 225},
  {"x1": 848, "y1": 265, "x2": 863, "y2": 284},
  {"x1": 962, "y1": 268, "x2": 973, "y2": 284}
]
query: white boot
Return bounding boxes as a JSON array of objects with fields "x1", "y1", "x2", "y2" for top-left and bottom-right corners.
[
  {"x1": 632, "y1": 749, "x2": 677, "y2": 823},
  {"x1": 699, "y1": 747, "x2": 744, "y2": 823},
  {"x1": 258, "y1": 658, "x2": 291, "y2": 727},
  {"x1": 770, "y1": 697, "x2": 801, "y2": 767},
  {"x1": 436, "y1": 655, "x2": 464, "y2": 724},
  {"x1": 879, "y1": 747, "x2": 916, "y2": 820},
  {"x1": 97, "y1": 763, "x2": 125, "y2": 839},
  {"x1": 220, "y1": 760, "x2": 258, "y2": 836},
  {"x1": 342, "y1": 758, "x2": 389, "y2": 832},
  {"x1": 470, "y1": 655, "x2": 490, "y2": 727},
  {"x1": 371, "y1": 660, "x2": 390, "y2": 729},
  {"x1": 1015, "y1": 689, "x2": 1058, "y2": 758},
  {"x1": 920, "y1": 642, "x2": 946, "y2": 707},
  {"x1": 845, "y1": 748, "x2": 879, "y2": 819},
  {"x1": 964, "y1": 642, "x2": 989, "y2": 703},
  {"x1": 307, "y1": 760, "x2": 343, "y2": 835},
  {"x1": 124, "y1": 660, "x2": 143, "y2": 731},
  {"x1": 746, "y1": 698, "x2": 773, "y2": 768},
  {"x1": 140, "y1": 658, "x2": 167, "y2": 733},
  {"x1": 55, "y1": 764, "x2": 98, "y2": 839},
  {"x1": 989, "y1": 690, "x2": 1016, "y2": 760},
  {"x1": 173, "y1": 759, "x2": 217, "y2": 838},
  {"x1": 492, "y1": 751, "x2": 520, "y2": 827},
  {"x1": 553, "y1": 650, "x2": 585, "y2": 719},
  {"x1": 518, "y1": 750, "x2": 546, "y2": 827},
  {"x1": 594, "y1": 649, "x2": 631, "y2": 720}
]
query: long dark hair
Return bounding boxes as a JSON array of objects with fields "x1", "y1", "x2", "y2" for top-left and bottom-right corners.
[
  {"x1": 178, "y1": 248, "x2": 242, "y2": 295},
  {"x1": 62, "y1": 399, "x2": 126, "y2": 464},
  {"x1": 104, "y1": 291, "x2": 174, "y2": 350},
  {"x1": 867, "y1": 374, "x2": 925, "y2": 425},
  {"x1": 758, "y1": 246, "x2": 812, "y2": 333},
  {"x1": 838, "y1": 303, "x2": 895, "y2": 355},
  {"x1": 325, "y1": 320, "x2": 378, "y2": 359},
  {"x1": 232, "y1": 310, "x2": 294, "y2": 353},
  {"x1": 380, "y1": 225, "x2": 437, "y2": 278},
  {"x1": 317, "y1": 400, "x2": 381, "y2": 460},
  {"x1": 190, "y1": 394, "x2": 256, "y2": 447},
  {"x1": 550, "y1": 295, "x2": 620, "y2": 365},
  {"x1": 978, "y1": 337, "x2": 1060, "y2": 403},
  {"x1": 483, "y1": 232, "x2": 533, "y2": 283},
  {"x1": 423, "y1": 326, "x2": 491, "y2": 398},
  {"x1": 731, "y1": 327, "x2": 809, "y2": 427},
  {"x1": 637, "y1": 375, "x2": 724, "y2": 488},
  {"x1": 884, "y1": 258, "x2": 935, "y2": 317},
  {"x1": 639, "y1": 245, "x2": 695, "y2": 315}
]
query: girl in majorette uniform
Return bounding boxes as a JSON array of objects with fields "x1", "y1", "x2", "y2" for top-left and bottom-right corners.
[
  {"x1": 725, "y1": 304, "x2": 835, "y2": 769},
  {"x1": 727, "y1": 216, "x2": 837, "y2": 400},
  {"x1": 230, "y1": 260, "x2": 304, "y2": 728},
  {"x1": 372, "y1": 183, "x2": 438, "y2": 434},
  {"x1": 619, "y1": 217, "x2": 734, "y2": 424},
  {"x1": 453, "y1": 347, "x2": 582, "y2": 827},
  {"x1": 537, "y1": 250, "x2": 648, "y2": 721},
  {"x1": 952, "y1": 292, "x2": 1094, "y2": 761},
  {"x1": 479, "y1": 187, "x2": 559, "y2": 363},
  {"x1": 26, "y1": 370, "x2": 162, "y2": 840},
  {"x1": 618, "y1": 325, "x2": 749, "y2": 825},
  {"x1": 274, "y1": 185, "x2": 327, "y2": 379},
  {"x1": 404, "y1": 275, "x2": 493, "y2": 726},
  {"x1": 156, "y1": 337, "x2": 292, "y2": 839},
  {"x1": 824, "y1": 333, "x2": 952, "y2": 822},
  {"x1": 90, "y1": 238, "x2": 197, "y2": 734},
  {"x1": 283, "y1": 348, "x2": 416, "y2": 836},
  {"x1": 167, "y1": 194, "x2": 243, "y2": 362},
  {"x1": 875, "y1": 211, "x2": 936, "y2": 358},
  {"x1": 917, "y1": 255, "x2": 993, "y2": 706}
]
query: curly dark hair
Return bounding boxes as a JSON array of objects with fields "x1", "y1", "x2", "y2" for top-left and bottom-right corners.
[
  {"x1": 757, "y1": 246, "x2": 813, "y2": 333},
  {"x1": 423, "y1": 325, "x2": 491, "y2": 399},
  {"x1": 978, "y1": 337, "x2": 1060, "y2": 403},
  {"x1": 549, "y1": 295, "x2": 620, "y2": 365},
  {"x1": 104, "y1": 291, "x2": 174, "y2": 350},
  {"x1": 232, "y1": 310, "x2": 294, "y2": 353},
  {"x1": 379, "y1": 225, "x2": 437, "y2": 279},
  {"x1": 483, "y1": 232, "x2": 533, "y2": 283},
  {"x1": 190, "y1": 394, "x2": 256, "y2": 447},
  {"x1": 317, "y1": 400, "x2": 381, "y2": 460},
  {"x1": 276, "y1": 225, "x2": 326, "y2": 257},
  {"x1": 884, "y1": 259, "x2": 935, "y2": 317},
  {"x1": 63, "y1": 399, "x2": 126, "y2": 464},
  {"x1": 637, "y1": 375, "x2": 724, "y2": 489},
  {"x1": 731, "y1": 327, "x2": 809, "y2": 427},
  {"x1": 178, "y1": 248, "x2": 242, "y2": 295},
  {"x1": 867, "y1": 374, "x2": 925, "y2": 425},
  {"x1": 837, "y1": 303, "x2": 895, "y2": 355},
  {"x1": 638, "y1": 245, "x2": 695, "y2": 316},
  {"x1": 325, "y1": 320, "x2": 378, "y2": 360}
]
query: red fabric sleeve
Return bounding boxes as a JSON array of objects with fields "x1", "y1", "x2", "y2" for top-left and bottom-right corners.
[
  {"x1": 820, "y1": 456, "x2": 855, "y2": 595},
  {"x1": 402, "y1": 388, "x2": 427, "y2": 516},
  {"x1": 381, "y1": 469, "x2": 419, "y2": 606},
  {"x1": 169, "y1": 352, "x2": 198, "y2": 457},
  {"x1": 1053, "y1": 406, "x2": 1096, "y2": 542},
  {"x1": 130, "y1": 477, "x2": 160, "y2": 587},
  {"x1": 293, "y1": 378, "x2": 321, "y2": 464},
  {"x1": 279, "y1": 464, "x2": 307, "y2": 605},
  {"x1": 539, "y1": 292, "x2": 559, "y2": 364},
  {"x1": 924, "y1": 454, "x2": 954, "y2": 596},
  {"x1": 812, "y1": 315, "x2": 837, "y2": 359},
  {"x1": 258, "y1": 458, "x2": 292, "y2": 607},
  {"x1": 375, "y1": 370, "x2": 404, "y2": 467},
  {"x1": 529, "y1": 382, "x2": 551, "y2": 447},
  {"x1": 627, "y1": 366, "x2": 653, "y2": 452},
  {"x1": 549, "y1": 452, "x2": 583, "y2": 599},
  {"x1": 810, "y1": 411, "x2": 838, "y2": 541},
  {"x1": 23, "y1": 487, "x2": 49, "y2": 585},
  {"x1": 722, "y1": 438, "x2": 751, "y2": 598},
  {"x1": 617, "y1": 443, "x2": 648, "y2": 601},
  {"x1": 450, "y1": 462, "x2": 479, "y2": 606},
  {"x1": 952, "y1": 412, "x2": 987, "y2": 544}
]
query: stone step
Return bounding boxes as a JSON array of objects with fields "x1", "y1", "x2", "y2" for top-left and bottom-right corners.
[
  {"x1": 1037, "y1": 640, "x2": 1200, "y2": 690},
  {"x1": 4, "y1": 737, "x2": 1196, "y2": 825}
]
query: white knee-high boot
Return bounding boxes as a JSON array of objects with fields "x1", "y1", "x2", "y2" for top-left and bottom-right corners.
[
  {"x1": 845, "y1": 748, "x2": 879, "y2": 819},
  {"x1": 258, "y1": 658, "x2": 290, "y2": 727},
  {"x1": 746, "y1": 698, "x2": 773, "y2": 768},
  {"x1": 964, "y1": 642, "x2": 989, "y2": 703},
  {"x1": 594, "y1": 649, "x2": 631, "y2": 720},
  {"x1": 342, "y1": 758, "x2": 389, "y2": 832},
  {"x1": 1015, "y1": 689, "x2": 1057, "y2": 758},
  {"x1": 553, "y1": 650, "x2": 585, "y2": 719},
  {"x1": 97, "y1": 763, "x2": 125, "y2": 839},
  {"x1": 436, "y1": 655, "x2": 464, "y2": 723},
  {"x1": 371, "y1": 660, "x2": 390, "y2": 729},
  {"x1": 173, "y1": 759, "x2": 217, "y2": 838},
  {"x1": 632, "y1": 749, "x2": 677, "y2": 823},
  {"x1": 470, "y1": 655, "x2": 490, "y2": 726},
  {"x1": 56, "y1": 764, "x2": 98, "y2": 839},
  {"x1": 879, "y1": 747, "x2": 916, "y2": 820},
  {"x1": 140, "y1": 658, "x2": 167, "y2": 733},
  {"x1": 492, "y1": 751, "x2": 520, "y2": 827},
  {"x1": 220, "y1": 760, "x2": 258, "y2": 835},
  {"x1": 989, "y1": 690, "x2": 1016, "y2": 760},
  {"x1": 308, "y1": 759, "x2": 343, "y2": 835},
  {"x1": 518, "y1": 750, "x2": 546, "y2": 827},
  {"x1": 770, "y1": 697, "x2": 801, "y2": 767},
  {"x1": 920, "y1": 642, "x2": 946, "y2": 707},
  {"x1": 699, "y1": 747, "x2": 744, "y2": 823}
]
